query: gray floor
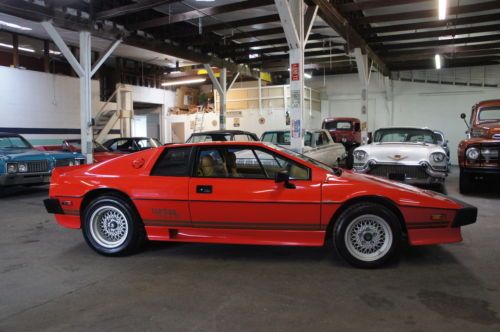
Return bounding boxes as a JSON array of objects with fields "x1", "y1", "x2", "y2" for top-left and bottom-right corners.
[{"x1": 0, "y1": 168, "x2": 499, "y2": 331}]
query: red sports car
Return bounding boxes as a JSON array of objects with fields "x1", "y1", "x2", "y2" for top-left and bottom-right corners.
[{"x1": 44, "y1": 141, "x2": 477, "y2": 268}]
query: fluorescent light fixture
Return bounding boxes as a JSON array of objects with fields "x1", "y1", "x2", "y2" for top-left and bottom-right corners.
[
  {"x1": 0, "y1": 20, "x2": 32, "y2": 31},
  {"x1": 49, "y1": 50, "x2": 61, "y2": 55},
  {"x1": 435, "y1": 54, "x2": 442, "y2": 69},
  {"x1": 438, "y1": 0, "x2": 447, "y2": 20},
  {"x1": 304, "y1": 72, "x2": 312, "y2": 79},
  {"x1": 161, "y1": 77, "x2": 206, "y2": 87},
  {"x1": 0, "y1": 42, "x2": 35, "y2": 53}
]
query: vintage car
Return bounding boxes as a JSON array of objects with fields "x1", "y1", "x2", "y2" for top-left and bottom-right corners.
[
  {"x1": 103, "y1": 137, "x2": 161, "y2": 153},
  {"x1": 186, "y1": 130, "x2": 259, "y2": 143},
  {"x1": 37, "y1": 139, "x2": 123, "y2": 163},
  {"x1": 260, "y1": 129, "x2": 346, "y2": 167},
  {"x1": 322, "y1": 117, "x2": 362, "y2": 168},
  {"x1": 458, "y1": 100, "x2": 500, "y2": 193},
  {"x1": 44, "y1": 141, "x2": 476, "y2": 268},
  {"x1": 352, "y1": 127, "x2": 449, "y2": 185},
  {"x1": 0, "y1": 132, "x2": 85, "y2": 188},
  {"x1": 433, "y1": 130, "x2": 450, "y2": 160}
]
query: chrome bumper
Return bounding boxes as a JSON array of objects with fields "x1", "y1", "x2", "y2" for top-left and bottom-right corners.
[{"x1": 353, "y1": 161, "x2": 448, "y2": 184}]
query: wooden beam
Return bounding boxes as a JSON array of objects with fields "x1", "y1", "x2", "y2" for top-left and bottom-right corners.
[
  {"x1": 129, "y1": 0, "x2": 274, "y2": 30},
  {"x1": 95, "y1": 0, "x2": 179, "y2": 20},
  {"x1": 311, "y1": 0, "x2": 389, "y2": 76},
  {"x1": 353, "y1": 0, "x2": 500, "y2": 24}
]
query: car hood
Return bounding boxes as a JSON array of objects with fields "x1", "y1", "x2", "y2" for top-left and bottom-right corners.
[
  {"x1": 475, "y1": 122, "x2": 500, "y2": 138},
  {"x1": 324, "y1": 170, "x2": 461, "y2": 209},
  {"x1": 356, "y1": 143, "x2": 445, "y2": 164},
  {"x1": 0, "y1": 148, "x2": 83, "y2": 161}
]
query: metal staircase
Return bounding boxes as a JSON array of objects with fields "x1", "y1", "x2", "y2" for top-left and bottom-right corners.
[{"x1": 94, "y1": 84, "x2": 133, "y2": 143}]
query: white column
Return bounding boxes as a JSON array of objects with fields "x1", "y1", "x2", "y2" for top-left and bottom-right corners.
[
  {"x1": 220, "y1": 67, "x2": 227, "y2": 130},
  {"x1": 354, "y1": 48, "x2": 372, "y2": 144},
  {"x1": 79, "y1": 31, "x2": 93, "y2": 164}
]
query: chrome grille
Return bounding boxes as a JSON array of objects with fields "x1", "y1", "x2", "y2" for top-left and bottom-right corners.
[
  {"x1": 55, "y1": 159, "x2": 73, "y2": 167},
  {"x1": 479, "y1": 144, "x2": 500, "y2": 165},
  {"x1": 368, "y1": 165, "x2": 428, "y2": 179},
  {"x1": 493, "y1": 134, "x2": 500, "y2": 140},
  {"x1": 27, "y1": 160, "x2": 49, "y2": 173}
]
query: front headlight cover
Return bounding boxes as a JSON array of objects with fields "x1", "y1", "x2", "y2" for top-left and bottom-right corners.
[
  {"x1": 353, "y1": 150, "x2": 367, "y2": 161},
  {"x1": 7, "y1": 163, "x2": 17, "y2": 173},
  {"x1": 466, "y1": 147, "x2": 480, "y2": 160},
  {"x1": 431, "y1": 152, "x2": 446, "y2": 163},
  {"x1": 18, "y1": 162, "x2": 28, "y2": 172}
]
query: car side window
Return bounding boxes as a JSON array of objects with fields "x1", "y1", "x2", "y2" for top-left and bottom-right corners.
[
  {"x1": 304, "y1": 132, "x2": 313, "y2": 147},
  {"x1": 254, "y1": 149, "x2": 310, "y2": 180},
  {"x1": 196, "y1": 148, "x2": 266, "y2": 179},
  {"x1": 261, "y1": 132, "x2": 276, "y2": 143},
  {"x1": 315, "y1": 132, "x2": 325, "y2": 146},
  {"x1": 137, "y1": 139, "x2": 151, "y2": 148},
  {"x1": 151, "y1": 147, "x2": 192, "y2": 176}
]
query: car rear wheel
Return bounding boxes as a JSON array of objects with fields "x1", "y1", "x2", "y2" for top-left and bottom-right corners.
[
  {"x1": 83, "y1": 195, "x2": 144, "y2": 256},
  {"x1": 333, "y1": 203, "x2": 401, "y2": 268},
  {"x1": 459, "y1": 170, "x2": 473, "y2": 194}
]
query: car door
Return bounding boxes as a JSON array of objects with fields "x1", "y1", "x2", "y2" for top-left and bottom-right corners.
[
  {"x1": 132, "y1": 147, "x2": 193, "y2": 229},
  {"x1": 188, "y1": 145, "x2": 322, "y2": 230}
]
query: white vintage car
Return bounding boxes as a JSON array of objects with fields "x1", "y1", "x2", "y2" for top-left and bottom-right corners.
[
  {"x1": 352, "y1": 127, "x2": 449, "y2": 184},
  {"x1": 261, "y1": 129, "x2": 346, "y2": 167}
]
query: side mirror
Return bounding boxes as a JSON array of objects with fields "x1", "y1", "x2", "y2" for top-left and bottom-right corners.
[
  {"x1": 444, "y1": 140, "x2": 449, "y2": 147},
  {"x1": 275, "y1": 170, "x2": 296, "y2": 189},
  {"x1": 460, "y1": 113, "x2": 466, "y2": 119}
]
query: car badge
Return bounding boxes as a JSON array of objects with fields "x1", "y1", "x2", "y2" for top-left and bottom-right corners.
[{"x1": 389, "y1": 154, "x2": 407, "y2": 161}]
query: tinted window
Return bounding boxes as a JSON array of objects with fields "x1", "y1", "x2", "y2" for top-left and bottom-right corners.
[
  {"x1": 255, "y1": 149, "x2": 310, "y2": 180},
  {"x1": 324, "y1": 121, "x2": 353, "y2": 130},
  {"x1": 151, "y1": 147, "x2": 192, "y2": 176},
  {"x1": 196, "y1": 147, "x2": 266, "y2": 179}
]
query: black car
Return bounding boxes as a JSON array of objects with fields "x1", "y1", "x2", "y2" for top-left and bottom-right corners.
[
  {"x1": 103, "y1": 137, "x2": 161, "y2": 153},
  {"x1": 186, "y1": 130, "x2": 259, "y2": 143}
]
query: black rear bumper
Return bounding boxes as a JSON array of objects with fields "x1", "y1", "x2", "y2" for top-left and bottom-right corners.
[{"x1": 43, "y1": 198, "x2": 64, "y2": 214}]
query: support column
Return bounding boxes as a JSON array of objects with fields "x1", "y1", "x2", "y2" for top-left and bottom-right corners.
[
  {"x1": 354, "y1": 48, "x2": 372, "y2": 144},
  {"x1": 12, "y1": 33, "x2": 19, "y2": 67},
  {"x1": 43, "y1": 40, "x2": 50, "y2": 73},
  {"x1": 42, "y1": 21, "x2": 121, "y2": 164},
  {"x1": 275, "y1": 0, "x2": 317, "y2": 152}
]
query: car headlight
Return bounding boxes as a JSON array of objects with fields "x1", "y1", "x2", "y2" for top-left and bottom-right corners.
[
  {"x1": 431, "y1": 152, "x2": 446, "y2": 163},
  {"x1": 466, "y1": 147, "x2": 479, "y2": 160},
  {"x1": 353, "y1": 150, "x2": 367, "y2": 161},
  {"x1": 7, "y1": 163, "x2": 17, "y2": 173},
  {"x1": 18, "y1": 162, "x2": 28, "y2": 172},
  {"x1": 75, "y1": 158, "x2": 86, "y2": 165},
  {"x1": 68, "y1": 160, "x2": 75, "y2": 166}
]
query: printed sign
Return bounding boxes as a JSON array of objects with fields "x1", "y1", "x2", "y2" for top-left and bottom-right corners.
[
  {"x1": 290, "y1": 90, "x2": 300, "y2": 108},
  {"x1": 291, "y1": 63, "x2": 300, "y2": 81},
  {"x1": 292, "y1": 119, "x2": 301, "y2": 138}
]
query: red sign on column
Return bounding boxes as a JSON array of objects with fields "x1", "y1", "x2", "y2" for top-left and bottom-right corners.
[{"x1": 291, "y1": 63, "x2": 299, "y2": 81}]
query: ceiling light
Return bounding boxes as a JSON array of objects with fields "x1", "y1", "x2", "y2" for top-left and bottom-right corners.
[
  {"x1": 0, "y1": 20, "x2": 32, "y2": 31},
  {"x1": 435, "y1": 54, "x2": 442, "y2": 69},
  {"x1": 0, "y1": 43, "x2": 35, "y2": 53},
  {"x1": 161, "y1": 77, "x2": 206, "y2": 87},
  {"x1": 438, "y1": 0, "x2": 447, "y2": 20},
  {"x1": 49, "y1": 50, "x2": 61, "y2": 55}
]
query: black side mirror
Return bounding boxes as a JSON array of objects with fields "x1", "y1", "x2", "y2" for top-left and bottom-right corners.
[
  {"x1": 460, "y1": 113, "x2": 470, "y2": 129},
  {"x1": 275, "y1": 170, "x2": 296, "y2": 189}
]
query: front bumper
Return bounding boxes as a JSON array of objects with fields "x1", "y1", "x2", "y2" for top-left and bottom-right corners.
[
  {"x1": 0, "y1": 173, "x2": 51, "y2": 187},
  {"x1": 461, "y1": 167, "x2": 500, "y2": 175},
  {"x1": 354, "y1": 162, "x2": 448, "y2": 184},
  {"x1": 451, "y1": 199, "x2": 478, "y2": 227}
]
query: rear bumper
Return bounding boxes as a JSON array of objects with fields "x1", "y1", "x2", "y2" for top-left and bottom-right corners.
[
  {"x1": 0, "y1": 173, "x2": 51, "y2": 187},
  {"x1": 44, "y1": 198, "x2": 64, "y2": 214}
]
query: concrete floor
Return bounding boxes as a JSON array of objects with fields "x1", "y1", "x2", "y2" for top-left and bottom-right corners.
[{"x1": 0, "y1": 168, "x2": 499, "y2": 331}]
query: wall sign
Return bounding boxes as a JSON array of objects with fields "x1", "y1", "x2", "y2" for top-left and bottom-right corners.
[
  {"x1": 290, "y1": 90, "x2": 300, "y2": 108},
  {"x1": 291, "y1": 119, "x2": 301, "y2": 138},
  {"x1": 291, "y1": 63, "x2": 300, "y2": 81}
]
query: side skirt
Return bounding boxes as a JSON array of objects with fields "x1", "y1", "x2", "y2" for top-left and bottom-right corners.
[{"x1": 145, "y1": 226, "x2": 326, "y2": 247}]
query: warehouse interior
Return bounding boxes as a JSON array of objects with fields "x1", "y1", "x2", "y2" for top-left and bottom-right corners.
[{"x1": 0, "y1": 0, "x2": 499, "y2": 330}]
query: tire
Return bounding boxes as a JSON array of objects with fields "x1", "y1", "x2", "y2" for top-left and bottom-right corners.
[
  {"x1": 333, "y1": 203, "x2": 402, "y2": 268},
  {"x1": 82, "y1": 195, "x2": 145, "y2": 256},
  {"x1": 459, "y1": 170, "x2": 473, "y2": 194}
]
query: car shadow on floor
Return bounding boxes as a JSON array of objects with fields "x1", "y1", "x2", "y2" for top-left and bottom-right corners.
[{"x1": 0, "y1": 186, "x2": 49, "y2": 199}]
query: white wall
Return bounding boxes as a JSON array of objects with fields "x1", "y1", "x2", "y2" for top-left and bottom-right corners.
[{"x1": 308, "y1": 71, "x2": 500, "y2": 165}]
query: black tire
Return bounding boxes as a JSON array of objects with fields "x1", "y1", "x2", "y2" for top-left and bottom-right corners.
[
  {"x1": 333, "y1": 202, "x2": 402, "y2": 268},
  {"x1": 459, "y1": 170, "x2": 474, "y2": 194},
  {"x1": 82, "y1": 195, "x2": 145, "y2": 256}
]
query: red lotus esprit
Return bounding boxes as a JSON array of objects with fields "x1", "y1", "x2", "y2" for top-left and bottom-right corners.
[{"x1": 44, "y1": 141, "x2": 477, "y2": 268}]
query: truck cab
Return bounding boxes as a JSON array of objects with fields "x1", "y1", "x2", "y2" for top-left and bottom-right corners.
[{"x1": 322, "y1": 117, "x2": 362, "y2": 168}]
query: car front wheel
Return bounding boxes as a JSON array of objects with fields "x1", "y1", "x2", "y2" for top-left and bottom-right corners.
[
  {"x1": 333, "y1": 203, "x2": 401, "y2": 268},
  {"x1": 83, "y1": 195, "x2": 144, "y2": 256}
]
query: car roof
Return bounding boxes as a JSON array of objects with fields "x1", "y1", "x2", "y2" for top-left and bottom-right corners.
[
  {"x1": 0, "y1": 132, "x2": 20, "y2": 137},
  {"x1": 190, "y1": 130, "x2": 256, "y2": 135},
  {"x1": 164, "y1": 141, "x2": 269, "y2": 148}
]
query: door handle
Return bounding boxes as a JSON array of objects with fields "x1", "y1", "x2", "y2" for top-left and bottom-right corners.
[{"x1": 196, "y1": 185, "x2": 213, "y2": 194}]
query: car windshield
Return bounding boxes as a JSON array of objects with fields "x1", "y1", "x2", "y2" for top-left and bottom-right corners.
[
  {"x1": 261, "y1": 131, "x2": 313, "y2": 147},
  {"x1": 187, "y1": 134, "x2": 233, "y2": 143},
  {"x1": 137, "y1": 138, "x2": 160, "y2": 149},
  {"x1": 66, "y1": 140, "x2": 109, "y2": 152},
  {"x1": 374, "y1": 128, "x2": 438, "y2": 144},
  {"x1": 324, "y1": 121, "x2": 353, "y2": 131},
  {"x1": 478, "y1": 106, "x2": 500, "y2": 122},
  {"x1": 264, "y1": 142, "x2": 335, "y2": 174},
  {"x1": 0, "y1": 135, "x2": 33, "y2": 149}
]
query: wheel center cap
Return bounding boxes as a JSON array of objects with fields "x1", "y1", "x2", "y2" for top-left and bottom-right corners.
[
  {"x1": 363, "y1": 233, "x2": 373, "y2": 241},
  {"x1": 109, "y1": 221, "x2": 117, "y2": 229}
]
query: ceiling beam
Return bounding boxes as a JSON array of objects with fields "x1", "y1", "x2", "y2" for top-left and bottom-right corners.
[
  {"x1": 129, "y1": 0, "x2": 275, "y2": 30},
  {"x1": 375, "y1": 34, "x2": 500, "y2": 51},
  {"x1": 380, "y1": 42, "x2": 500, "y2": 58},
  {"x1": 339, "y1": 0, "x2": 430, "y2": 13},
  {"x1": 311, "y1": 0, "x2": 389, "y2": 76},
  {"x1": 359, "y1": 13, "x2": 500, "y2": 34},
  {"x1": 389, "y1": 57, "x2": 500, "y2": 71},
  {"x1": 352, "y1": 0, "x2": 500, "y2": 24},
  {"x1": 95, "y1": 0, "x2": 180, "y2": 20},
  {"x1": 368, "y1": 24, "x2": 500, "y2": 43}
]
